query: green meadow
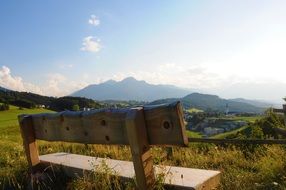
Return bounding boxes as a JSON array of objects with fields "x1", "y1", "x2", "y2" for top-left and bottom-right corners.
[
  {"x1": 1, "y1": 105, "x2": 286, "y2": 189},
  {"x1": 0, "y1": 105, "x2": 54, "y2": 129}
]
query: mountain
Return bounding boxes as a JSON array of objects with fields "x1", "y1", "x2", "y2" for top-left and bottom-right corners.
[
  {"x1": 219, "y1": 82, "x2": 286, "y2": 105},
  {"x1": 229, "y1": 98, "x2": 275, "y2": 108},
  {"x1": 0, "y1": 86, "x2": 10, "y2": 92},
  {"x1": 149, "y1": 93, "x2": 266, "y2": 113},
  {"x1": 182, "y1": 93, "x2": 265, "y2": 113},
  {"x1": 71, "y1": 77, "x2": 191, "y2": 101}
]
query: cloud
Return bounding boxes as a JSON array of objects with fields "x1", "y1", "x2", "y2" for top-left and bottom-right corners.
[
  {"x1": 44, "y1": 73, "x2": 67, "y2": 96},
  {"x1": 88, "y1": 15, "x2": 100, "y2": 26},
  {"x1": 0, "y1": 66, "x2": 43, "y2": 94},
  {"x1": 0, "y1": 66, "x2": 88, "y2": 97},
  {"x1": 124, "y1": 63, "x2": 224, "y2": 89},
  {"x1": 0, "y1": 66, "x2": 25, "y2": 91},
  {"x1": 81, "y1": 36, "x2": 101, "y2": 53},
  {"x1": 42, "y1": 73, "x2": 88, "y2": 97}
]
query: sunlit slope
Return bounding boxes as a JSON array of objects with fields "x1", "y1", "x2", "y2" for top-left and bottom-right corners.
[{"x1": 0, "y1": 105, "x2": 54, "y2": 129}]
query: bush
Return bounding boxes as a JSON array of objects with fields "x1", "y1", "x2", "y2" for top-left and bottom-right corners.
[
  {"x1": 72, "y1": 104, "x2": 80, "y2": 111},
  {"x1": 0, "y1": 103, "x2": 9, "y2": 111}
]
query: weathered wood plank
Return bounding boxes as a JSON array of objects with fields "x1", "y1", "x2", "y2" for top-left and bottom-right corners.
[
  {"x1": 39, "y1": 153, "x2": 221, "y2": 190},
  {"x1": 144, "y1": 102, "x2": 188, "y2": 145},
  {"x1": 126, "y1": 108, "x2": 155, "y2": 190},
  {"x1": 18, "y1": 115, "x2": 40, "y2": 169},
  {"x1": 20, "y1": 102, "x2": 188, "y2": 146}
]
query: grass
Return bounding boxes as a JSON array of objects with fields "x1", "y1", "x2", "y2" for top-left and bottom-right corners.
[
  {"x1": 0, "y1": 105, "x2": 54, "y2": 129},
  {"x1": 186, "y1": 130, "x2": 202, "y2": 138},
  {"x1": 212, "y1": 125, "x2": 249, "y2": 139},
  {"x1": 220, "y1": 116, "x2": 262, "y2": 123},
  {"x1": 1, "y1": 106, "x2": 286, "y2": 189},
  {"x1": 186, "y1": 108, "x2": 203, "y2": 113}
]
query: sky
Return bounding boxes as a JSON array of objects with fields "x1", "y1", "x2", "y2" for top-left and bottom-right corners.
[{"x1": 0, "y1": 0, "x2": 286, "y2": 103}]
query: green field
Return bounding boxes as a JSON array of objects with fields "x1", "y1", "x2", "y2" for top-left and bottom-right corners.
[
  {"x1": 186, "y1": 108, "x2": 203, "y2": 113},
  {"x1": 1, "y1": 106, "x2": 286, "y2": 189},
  {"x1": 212, "y1": 125, "x2": 249, "y2": 139},
  {"x1": 220, "y1": 116, "x2": 262, "y2": 123},
  {"x1": 186, "y1": 130, "x2": 202, "y2": 138},
  {"x1": 0, "y1": 105, "x2": 54, "y2": 129}
]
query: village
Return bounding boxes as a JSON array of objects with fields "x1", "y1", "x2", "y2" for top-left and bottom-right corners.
[{"x1": 184, "y1": 109, "x2": 251, "y2": 137}]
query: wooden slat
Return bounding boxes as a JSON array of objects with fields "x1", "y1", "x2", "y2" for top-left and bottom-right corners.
[
  {"x1": 126, "y1": 108, "x2": 155, "y2": 190},
  {"x1": 39, "y1": 153, "x2": 221, "y2": 190},
  {"x1": 19, "y1": 102, "x2": 188, "y2": 146},
  {"x1": 144, "y1": 102, "x2": 188, "y2": 145},
  {"x1": 18, "y1": 115, "x2": 40, "y2": 169}
]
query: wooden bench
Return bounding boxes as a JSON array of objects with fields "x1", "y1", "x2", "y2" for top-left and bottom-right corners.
[{"x1": 19, "y1": 102, "x2": 220, "y2": 189}]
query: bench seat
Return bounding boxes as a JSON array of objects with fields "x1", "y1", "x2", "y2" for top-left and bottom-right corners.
[{"x1": 40, "y1": 152, "x2": 220, "y2": 190}]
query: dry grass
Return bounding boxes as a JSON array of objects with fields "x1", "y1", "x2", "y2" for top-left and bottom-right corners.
[
  {"x1": 2, "y1": 133, "x2": 286, "y2": 190},
  {"x1": 1, "y1": 107, "x2": 286, "y2": 189}
]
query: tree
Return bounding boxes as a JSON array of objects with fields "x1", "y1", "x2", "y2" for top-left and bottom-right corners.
[
  {"x1": 72, "y1": 104, "x2": 80, "y2": 111},
  {"x1": 255, "y1": 109, "x2": 285, "y2": 139},
  {"x1": 249, "y1": 125, "x2": 264, "y2": 139},
  {"x1": 0, "y1": 103, "x2": 9, "y2": 111}
]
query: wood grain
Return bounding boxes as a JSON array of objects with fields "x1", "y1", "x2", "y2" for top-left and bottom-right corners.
[
  {"x1": 18, "y1": 115, "x2": 40, "y2": 169},
  {"x1": 22, "y1": 102, "x2": 188, "y2": 146},
  {"x1": 126, "y1": 108, "x2": 155, "y2": 190}
]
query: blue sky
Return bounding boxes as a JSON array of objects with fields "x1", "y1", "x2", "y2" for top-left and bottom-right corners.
[{"x1": 1, "y1": 0, "x2": 286, "y2": 102}]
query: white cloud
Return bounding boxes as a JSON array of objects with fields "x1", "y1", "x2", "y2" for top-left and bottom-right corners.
[
  {"x1": 0, "y1": 66, "x2": 43, "y2": 94},
  {"x1": 88, "y1": 15, "x2": 100, "y2": 26},
  {"x1": 41, "y1": 73, "x2": 89, "y2": 96},
  {"x1": 0, "y1": 66, "x2": 88, "y2": 97},
  {"x1": 81, "y1": 36, "x2": 101, "y2": 53},
  {"x1": 0, "y1": 66, "x2": 25, "y2": 91},
  {"x1": 107, "y1": 63, "x2": 225, "y2": 90}
]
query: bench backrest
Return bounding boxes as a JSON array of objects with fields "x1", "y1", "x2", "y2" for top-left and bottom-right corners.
[{"x1": 18, "y1": 101, "x2": 188, "y2": 190}]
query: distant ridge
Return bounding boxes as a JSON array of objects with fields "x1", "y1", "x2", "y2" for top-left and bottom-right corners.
[
  {"x1": 229, "y1": 98, "x2": 274, "y2": 108},
  {"x1": 0, "y1": 86, "x2": 10, "y2": 92},
  {"x1": 71, "y1": 77, "x2": 191, "y2": 101},
  {"x1": 1, "y1": 80, "x2": 270, "y2": 113},
  {"x1": 149, "y1": 93, "x2": 266, "y2": 113}
]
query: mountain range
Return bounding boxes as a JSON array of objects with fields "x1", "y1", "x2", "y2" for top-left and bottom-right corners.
[
  {"x1": 0, "y1": 86, "x2": 10, "y2": 92},
  {"x1": 1, "y1": 77, "x2": 276, "y2": 113},
  {"x1": 71, "y1": 77, "x2": 275, "y2": 113},
  {"x1": 72, "y1": 77, "x2": 191, "y2": 101},
  {"x1": 149, "y1": 93, "x2": 265, "y2": 113}
]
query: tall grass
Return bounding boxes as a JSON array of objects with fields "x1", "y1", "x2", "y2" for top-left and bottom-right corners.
[
  {"x1": 1, "y1": 106, "x2": 286, "y2": 189},
  {"x1": 2, "y1": 129, "x2": 286, "y2": 190}
]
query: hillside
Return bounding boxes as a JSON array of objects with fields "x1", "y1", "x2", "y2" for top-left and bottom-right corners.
[
  {"x1": 1, "y1": 84, "x2": 267, "y2": 113},
  {"x1": 182, "y1": 93, "x2": 265, "y2": 113},
  {"x1": 229, "y1": 98, "x2": 274, "y2": 108},
  {"x1": 0, "y1": 88, "x2": 102, "y2": 111},
  {"x1": 0, "y1": 86, "x2": 10, "y2": 92},
  {"x1": 71, "y1": 77, "x2": 191, "y2": 101},
  {"x1": 149, "y1": 93, "x2": 265, "y2": 113},
  {"x1": 0, "y1": 105, "x2": 54, "y2": 128}
]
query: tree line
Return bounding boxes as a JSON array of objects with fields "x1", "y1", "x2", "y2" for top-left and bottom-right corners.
[{"x1": 0, "y1": 90, "x2": 103, "y2": 111}]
